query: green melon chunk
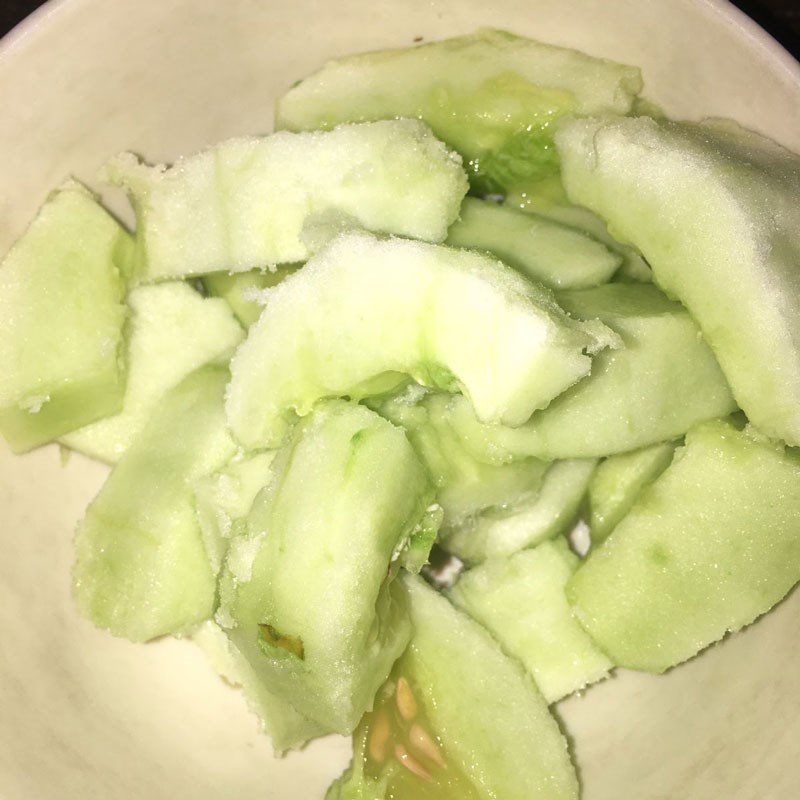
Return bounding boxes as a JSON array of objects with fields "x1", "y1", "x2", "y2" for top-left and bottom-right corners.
[
  {"x1": 372, "y1": 390, "x2": 548, "y2": 528},
  {"x1": 443, "y1": 459, "x2": 596, "y2": 564},
  {"x1": 446, "y1": 197, "x2": 620, "y2": 290},
  {"x1": 556, "y1": 115, "x2": 800, "y2": 445},
  {"x1": 445, "y1": 283, "x2": 736, "y2": 462},
  {"x1": 194, "y1": 452, "x2": 277, "y2": 576},
  {"x1": 0, "y1": 181, "x2": 130, "y2": 452},
  {"x1": 191, "y1": 620, "x2": 324, "y2": 752},
  {"x1": 588, "y1": 441, "x2": 676, "y2": 545},
  {"x1": 202, "y1": 266, "x2": 299, "y2": 328},
  {"x1": 73, "y1": 364, "x2": 237, "y2": 642},
  {"x1": 568, "y1": 418, "x2": 800, "y2": 673},
  {"x1": 226, "y1": 232, "x2": 617, "y2": 449},
  {"x1": 106, "y1": 119, "x2": 467, "y2": 282},
  {"x1": 219, "y1": 401, "x2": 435, "y2": 734},
  {"x1": 450, "y1": 540, "x2": 612, "y2": 702},
  {"x1": 61, "y1": 282, "x2": 243, "y2": 463},
  {"x1": 276, "y1": 28, "x2": 641, "y2": 194}
]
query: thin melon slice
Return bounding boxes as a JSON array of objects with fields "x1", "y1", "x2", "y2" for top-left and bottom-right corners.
[
  {"x1": 0, "y1": 181, "x2": 129, "y2": 452},
  {"x1": 107, "y1": 119, "x2": 467, "y2": 281},
  {"x1": 277, "y1": 28, "x2": 641, "y2": 195},
  {"x1": 450, "y1": 539, "x2": 613, "y2": 702},
  {"x1": 445, "y1": 283, "x2": 736, "y2": 461},
  {"x1": 446, "y1": 197, "x2": 620, "y2": 289},
  {"x1": 61, "y1": 282, "x2": 243, "y2": 463},
  {"x1": 219, "y1": 401, "x2": 435, "y2": 734},
  {"x1": 568, "y1": 418, "x2": 800, "y2": 672},
  {"x1": 443, "y1": 459, "x2": 596, "y2": 563},
  {"x1": 73, "y1": 364, "x2": 237, "y2": 642},
  {"x1": 588, "y1": 441, "x2": 676, "y2": 545},
  {"x1": 226, "y1": 232, "x2": 617, "y2": 449},
  {"x1": 556, "y1": 115, "x2": 800, "y2": 444},
  {"x1": 327, "y1": 574, "x2": 578, "y2": 799}
]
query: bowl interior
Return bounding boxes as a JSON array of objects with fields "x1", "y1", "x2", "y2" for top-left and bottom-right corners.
[{"x1": 0, "y1": 1, "x2": 799, "y2": 798}]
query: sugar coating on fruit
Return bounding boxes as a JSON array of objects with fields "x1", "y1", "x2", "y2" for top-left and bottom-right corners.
[
  {"x1": 226, "y1": 232, "x2": 617, "y2": 449},
  {"x1": 61, "y1": 281, "x2": 244, "y2": 463},
  {"x1": 0, "y1": 180, "x2": 129, "y2": 452},
  {"x1": 568, "y1": 418, "x2": 800, "y2": 672},
  {"x1": 106, "y1": 119, "x2": 468, "y2": 281},
  {"x1": 557, "y1": 115, "x2": 800, "y2": 445}
]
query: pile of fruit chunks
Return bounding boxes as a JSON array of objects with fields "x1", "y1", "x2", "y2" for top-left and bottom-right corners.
[{"x1": 2, "y1": 29, "x2": 800, "y2": 800}]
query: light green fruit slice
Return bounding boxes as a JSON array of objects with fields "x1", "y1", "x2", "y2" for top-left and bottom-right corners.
[
  {"x1": 226, "y1": 232, "x2": 616, "y2": 449},
  {"x1": 107, "y1": 119, "x2": 467, "y2": 282},
  {"x1": 202, "y1": 266, "x2": 299, "y2": 328},
  {"x1": 73, "y1": 364, "x2": 237, "y2": 642},
  {"x1": 0, "y1": 180, "x2": 129, "y2": 452},
  {"x1": 61, "y1": 282, "x2": 243, "y2": 463},
  {"x1": 445, "y1": 283, "x2": 736, "y2": 462},
  {"x1": 450, "y1": 539, "x2": 612, "y2": 702},
  {"x1": 446, "y1": 197, "x2": 620, "y2": 290},
  {"x1": 588, "y1": 441, "x2": 676, "y2": 545},
  {"x1": 568, "y1": 418, "x2": 800, "y2": 673},
  {"x1": 277, "y1": 28, "x2": 641, "y2": 194},
  {"x1": 373, "y1": 391, "x2": 547, "y2": 528},
  {"x1": 191, "y1": 620, "x2": 323, "y2": 752},
  {"x1": 443, "y1": 459, "x2": 596, "y2": 563},
  {"x1": 194, "y1": 451, "x2": 277, "y2": 577},
  {"x1": 219, "y1": 400, "x2": 435, "y2": 734},
  {"x1": 556, "y1": 115, "x2": 800, "y2": 445}
]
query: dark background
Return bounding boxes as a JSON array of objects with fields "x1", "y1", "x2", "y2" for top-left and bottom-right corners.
[{"x1": 1, "y1": 0, "x2": 799, "y2": 57}]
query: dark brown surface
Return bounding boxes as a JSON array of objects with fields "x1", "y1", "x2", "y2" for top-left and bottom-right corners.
[{"x1": 1, "y1": 0, "x2": 799, "y2": 56}]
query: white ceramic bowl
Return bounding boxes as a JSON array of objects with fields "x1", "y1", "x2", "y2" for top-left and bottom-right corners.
[{"x1": 1, "y1": 1, "x2": 799, "y2": 798}]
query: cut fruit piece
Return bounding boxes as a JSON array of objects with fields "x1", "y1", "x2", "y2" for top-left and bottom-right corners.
[
  {"x1": 443, "y1": 459, "x2": 596, "y2": 564},
  {"x1": 226, "y1": 232, "x2": 617, "y2": 449},
  {"x1": 0, "y1": 180, "x2": 129, "y2": 452},
  {"x1": 445, "y1": 283, "x2": 736, "y2": 461},
  {"x1": 73, "y1": 364, "x2": 237, "y2": 642},
  {"x1": 556, "y1": 115, "x2": 800, "y2": 445},
  {"x1": 328, "y1": 574, "x2": 578, "y2": 799},
  {"x1": 202, "y1": 266, "x2": 299, "y2": 328},
  {"x1": 219, "y1": 401, "x2": 435, "y2": 734},
  {"x1": 588, "y1": 441, "x2": 676, "y2": 546},
  {"x1": 450, "y1": 539, "x2": 613, "y2": 702},
  {"x1": 107, "y1": 119, "x2": 467, "y2": 282},
  {"x1": 446, "y1": 197, "x2": 621, "y2": 290},
  {"x1": 191, "y1": 620, "x2": 324, "y2": 752},
  {"x1": 372, "y1": 391, "x2": 548, "y2": 528},
  {"x1": 61, "y1": 282, "x2": 243, "y2": 463},
  {"x1": 277, "y1": 28, "x2": 641, "y2": 194},
  {"x1": 568, "y1": 418, "x2": 800, "y2": 673},
  {"x1": 193, "y1": 451, "x2": 277, "y2": 576}
]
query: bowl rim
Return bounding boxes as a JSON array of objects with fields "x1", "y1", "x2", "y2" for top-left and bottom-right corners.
[{"x1": 1, "y1": 0, "x2": 799, "y2": 89}]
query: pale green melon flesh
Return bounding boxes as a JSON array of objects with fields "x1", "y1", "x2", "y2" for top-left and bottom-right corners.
[
  {"x1": 556, "y1": 115, "x2": 800, "y2": 445},
  {"x1": 191, "y1": 620, "x2": 324, "y2": 753},
  {"x1": 107, "y1": 119, "x2": 467, "y2": 282},
  {"x1": 588, "y1": 441, "x2": 676, "y2": 545},
  {"x1": 219, "y1": 401, "x2": 435, "y2": 734},
  {"x1": 276, "y1": 28, "x2": 641, "y2": 194},
  {"x1": 446, "y1": 197, "x2": 620, "y2": 289},
  {"x1": 193, "y1": 451, "x2": 277, "y2": 576},
  {"x1": 61, "y1": 282, "x2": 243, "y2": 463},
  {"x1": 444, "y1": 283, "x2": 736, "y2": 461},
  {"x1": 372, "y1": 391, "x2": 548, "y2": 528},
  {"x1": 450, "y1": 539, "x2": 612, "y2": 702},
  {"x1": 568, "y1": 418, "x2": 800, "y2": 672},
  {"x1": 0, "y1": 181, "x2": 129, "y2": 452},
  {"x1": 443, "y1": 458, "x2": 596, "y2": 563},
  {"x1": 226, "y1": 232, "x2": 616, "y2": 449},
  {"x1": 202, "y1": 266, "x2": 299, "y2": 327},
  {"x1": 73, "y1": 364, "x2": 237, "y2": 642}
]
